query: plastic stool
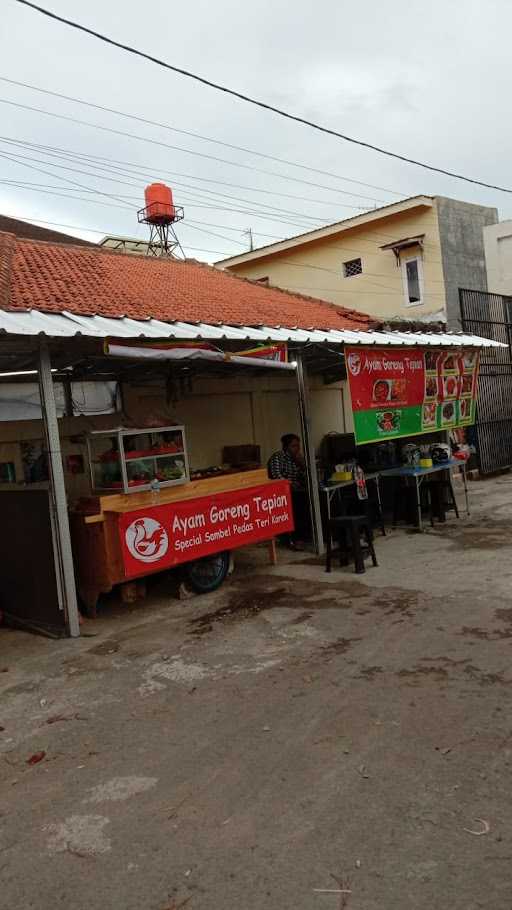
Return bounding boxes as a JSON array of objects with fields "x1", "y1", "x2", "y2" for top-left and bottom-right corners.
[
  {"x1": 425, "y1": 478, "x2": 460, "y2": 526},
  {"x1": 326, "y1": 515, "x2": 378, "y2": 574}
]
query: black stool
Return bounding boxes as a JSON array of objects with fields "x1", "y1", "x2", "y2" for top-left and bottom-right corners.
[
  {"x1": 392, "y1": 478, "x2": 418, "y2": 527},
  {"x1": 425, "y1": 479, "x2": 460, "y2": 526},
  {"x1": 325, "y1": 515, "x2": 378, "y2": 574}
]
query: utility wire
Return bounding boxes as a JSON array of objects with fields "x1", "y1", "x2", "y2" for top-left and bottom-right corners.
[
  {"x1": 0, "y1": 172, "x2": 321, "y2": 230},
  {"x1": 0, "y1": 177, "x2": 280, "y2": 238},
  {"x1": 0, "y1": 146, "x2": 332, "y2": 228},
  {"x1": 0, "y1": 134, "x2": 380, "y2": 207},
  {"x1": 13, "y1": 0, "x2": 512, "y2": 194},
  {"x1": 0, "y1": 136, "x2": 370, "y2": 218},
  {"x1": 0, "y1": 178, "x2": 141, "y2": 210},
  {"x1": 0, "y1": 77, "x2": 400, "y2": 200},
  {"x1": 0, "y1": 96, "x2": 389, "y2": 206},
  {"x1": 181, "y1": 221, "x2": 247, "y2": 247},
  {"x1": 0, "y1": 149, "x2": 134, "y2": 209},
  {"x1": 0, "y1": 147, "x2": 303, "y2": 226}
]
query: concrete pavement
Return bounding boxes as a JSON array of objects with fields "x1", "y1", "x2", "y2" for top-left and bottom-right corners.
[{"x1": 1, "y1": 475, "x2": 512, "y2": 909}]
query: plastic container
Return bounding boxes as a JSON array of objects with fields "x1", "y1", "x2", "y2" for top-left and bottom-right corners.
[
  {"x1": 420, "y1": 457, "x2": 433, "y2": 468},
  {"x1": 144, "y1": 183, "x2": 175, "y2": 223}
]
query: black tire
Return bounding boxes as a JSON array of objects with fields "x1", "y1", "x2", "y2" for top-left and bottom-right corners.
[{"x1": 184, "y1": 551, "x2": 230, "y2": 594}]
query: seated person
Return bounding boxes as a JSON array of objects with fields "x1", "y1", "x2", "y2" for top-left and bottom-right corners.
[{"x1": 267, "y1": 433, "x2": 311, "y2": 549}]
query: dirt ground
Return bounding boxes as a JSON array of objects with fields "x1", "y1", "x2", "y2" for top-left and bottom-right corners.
[{"x1": 2, "y1": 475, "x2": 512, "y2": 909}]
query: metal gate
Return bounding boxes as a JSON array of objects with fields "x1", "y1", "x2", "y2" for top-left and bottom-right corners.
[{"x1": 460, "y1": 287, "x2": 512, "y2": 473}]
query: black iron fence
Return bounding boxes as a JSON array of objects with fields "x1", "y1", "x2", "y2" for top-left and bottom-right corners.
[{"x1": 460, "y1": 287, "x2": 512, "y2": 474}]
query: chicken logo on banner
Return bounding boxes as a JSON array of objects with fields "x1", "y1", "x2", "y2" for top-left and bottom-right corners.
[
  {"x1": 347, "y1": 352, "x2": 362, "y2": 377},
  {"x1": 125, "y1": 517, "x2": 169, "y2": 563}
]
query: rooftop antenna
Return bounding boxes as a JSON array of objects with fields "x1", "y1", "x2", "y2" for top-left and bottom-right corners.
[
  {"x1": 242, "y1": 227, "x2": 254, "y2": 251},
  {"x1": 137, "y1": 183, "x2": 185, "y2": 258}
]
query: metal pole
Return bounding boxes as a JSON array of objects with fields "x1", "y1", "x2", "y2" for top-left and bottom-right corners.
[
  {"x1": 38, "y1": 340, "x2": 80, "y2": 638},
  {"x1": 295, "y1": 352, "x2": 324, "y2": 555},
  {"x1": 63, "y1": 378, "x2": 74, "y2": 418},
  {"x1": 415, "y1": 477, "x2": 423, "y2": 533}
]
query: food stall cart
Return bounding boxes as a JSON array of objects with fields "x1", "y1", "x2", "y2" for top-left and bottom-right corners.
[{"x1": 71, "y1": 423, "x2": 293, "y2": 615}]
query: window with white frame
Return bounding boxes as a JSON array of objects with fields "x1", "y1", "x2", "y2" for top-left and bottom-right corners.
[
  {"x1": 343, "y1": 257, "x2": 362, "y2": 278},
  {"x1": 401, "y1": 254, "x2": 424, "y2": 306}
]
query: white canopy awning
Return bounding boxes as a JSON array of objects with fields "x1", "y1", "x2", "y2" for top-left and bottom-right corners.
[{"x1": 0, "y1": 310, "x2": 505, "y2": 348}]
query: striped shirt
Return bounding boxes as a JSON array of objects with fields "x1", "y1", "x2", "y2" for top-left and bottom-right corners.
[{"x1": 267, "y1": 450, "x2": 304, "y2": 487}]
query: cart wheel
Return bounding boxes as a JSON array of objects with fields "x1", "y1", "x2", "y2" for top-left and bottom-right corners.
[{"x1": 184, "y1": 551, "x2": 230, "y2": 594}]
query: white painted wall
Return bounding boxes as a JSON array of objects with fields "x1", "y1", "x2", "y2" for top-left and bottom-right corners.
[{"x1": 484, "y1": 222, "x2": 512, "y2": 295}]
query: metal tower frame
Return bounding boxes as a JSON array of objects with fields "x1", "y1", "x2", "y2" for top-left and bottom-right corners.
[{"x1": 137, "y1": 203, "x2": 185, "y2": 258}]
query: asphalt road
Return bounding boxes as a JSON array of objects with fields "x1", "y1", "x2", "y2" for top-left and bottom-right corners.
[{"x1": 1, "y1": 476, "x2": 512, "y2": 909}]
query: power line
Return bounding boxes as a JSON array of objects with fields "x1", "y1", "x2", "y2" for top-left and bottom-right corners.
[
  {"x1": 0, "y1": 146, "x2": 334, "y2": 230},
  {"x1": 13, "y1": 0, "x2": 512, "y2": 194},
  {"x1": 0, "y1": 136, "x2": 450, "y2": 267},
  {"x1": 0, "y1": 148, "x2": 432, "y2": 261},
  {"x1": 0, "y1": 134, "x2": 378, "y2": 209},
  {"x1": 182, "y1": 221, "x2": 247, "y2": 247},
  {"x1": 0, "y1": 176, "x2": 322, "y2": 230},
  {"x1": 186, "y1": 223, "x2": 283, "y2": 240},
  {"x1": 0, "y1": 148, "x2": 315, "y2": 228},
  {"x1": 0, "y1": 137, "x2": 368, "y2": 223},
  {"x1": 0, "y1": 178, "x2": 140, "y2": 210},
  {"x1": 0, "y1": 149, "x2": 134, "y2": 209},
  {"x1": 8, "y1": 138, "x2": 455, "y2": 253},
  {"x1": 0, "y1": 96, "x2": 392, "y2": 207},
  {"x1": 0, "y1": 75, "x2": 404, "y2": 199}
]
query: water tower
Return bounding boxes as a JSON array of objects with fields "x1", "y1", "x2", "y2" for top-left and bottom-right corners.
[{"x1": 137, "y1": 183, "x2": 184, "y2": 258}]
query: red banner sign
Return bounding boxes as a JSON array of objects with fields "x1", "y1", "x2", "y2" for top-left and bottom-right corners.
[
  {"x1": 345, "y1": 346, "x2": 480, "y2": 444},
  {"x1": 346, "y1": 347, "x2": 425, "y2": 410},
  {"x1": 118, "y1": 481, "x2": 293, "y2": 579}
]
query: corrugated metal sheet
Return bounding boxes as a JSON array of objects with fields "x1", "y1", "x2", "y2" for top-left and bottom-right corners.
[{"x1": 0, "y1": 309, "x2": 505, "y2": 348}]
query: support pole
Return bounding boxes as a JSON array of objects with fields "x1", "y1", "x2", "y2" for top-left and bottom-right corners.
[
  {"x1": 295, "y1": 352, "x2": 324, "y2": 555},
  {"x1": 38, "y1": 341, "x2": 80, "y2": 638},
  {"x1": 63, "y1": 378, "x2": 74, "y2": 418}
]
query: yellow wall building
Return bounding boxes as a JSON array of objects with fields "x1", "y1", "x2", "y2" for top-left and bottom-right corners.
[{"x1": 217, "y1": 196, "x2": 498, "y2": 328}]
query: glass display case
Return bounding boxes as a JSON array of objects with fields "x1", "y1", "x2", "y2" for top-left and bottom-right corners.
[{"x1": 86, "y1": 426, "x2": 189, "y2": 493}]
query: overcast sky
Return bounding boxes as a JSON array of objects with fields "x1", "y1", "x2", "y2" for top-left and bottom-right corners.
[{"x1": 1, "y1": 0, "x2": 510, "y2": 271}]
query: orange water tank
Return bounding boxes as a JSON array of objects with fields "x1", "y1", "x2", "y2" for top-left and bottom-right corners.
[{"x1": 144, "y1": 183, "x2": 175, "y2": 223}]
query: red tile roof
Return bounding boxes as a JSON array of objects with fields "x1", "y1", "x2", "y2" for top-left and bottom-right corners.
[{"x1": 0, "y1": 232, "x2": 373, "y2": 332}]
